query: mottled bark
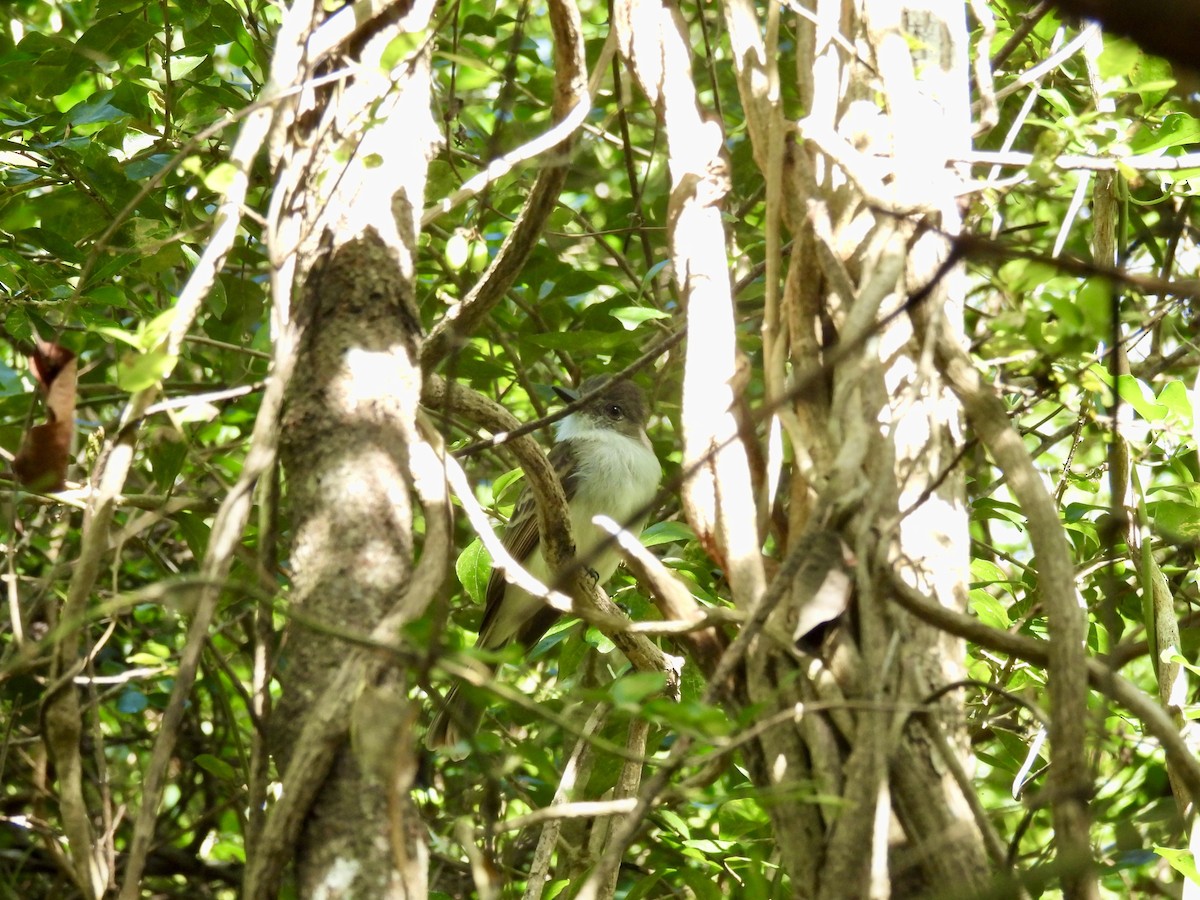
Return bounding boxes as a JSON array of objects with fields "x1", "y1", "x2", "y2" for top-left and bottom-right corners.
[
  {"x1": 276, "y1": 236, "x2": 428, "y2": 897},
  {"x1": 719, "y1": 0, "x2": 994, "y2": 895},
  {"x1": 265, "y1": 1, "x2": 440, "y2": 896}
]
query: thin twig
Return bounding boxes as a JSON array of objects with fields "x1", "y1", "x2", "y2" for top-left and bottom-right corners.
[
  {"x1": 420, "y1": 1, "x2": 591, "y2": 369},
  {"x1": 887, "y1": 569, "x2": 1200, "y2": 803}
]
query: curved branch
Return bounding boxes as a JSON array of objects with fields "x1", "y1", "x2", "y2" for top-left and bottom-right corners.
[
  {"x1": 595, "y1": 516, "x2": 728, "y2": 677},
  {"x1": 423, "y1": 375, "x2": 575, "y2": 570},
  {"x1": 576, "y1": 527, "x2": 820, "y2": 900},
  {"x1": 887, "y1": 570, "x2": 1200, "y2": 804},
  {"x1": 420, "y1": 0, "x2": 587, "y2": 370},
  {"x1": 422, "y1": 377, "x2": 676, "y2": 682},
  {"x1": 933, "y1": 322, "x2": 1093, "y2": 886}
]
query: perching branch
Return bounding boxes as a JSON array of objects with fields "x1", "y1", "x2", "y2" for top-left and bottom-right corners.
[
  {"x1": 424, "y1": 377, "x2": 680, "y2": 684},
  {"x1": 595, "y1": 515, "x2": 728, "y2": 677}
]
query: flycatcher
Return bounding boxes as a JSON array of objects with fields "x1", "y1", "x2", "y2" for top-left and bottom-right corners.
[{"x1": 428, "y1": 376, "x2": 662, "y2": 748}]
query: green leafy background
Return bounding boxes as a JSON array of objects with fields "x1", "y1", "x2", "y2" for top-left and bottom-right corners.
[{"x1": 2, "y1": 1, "x2": 1200, "y2": 896}]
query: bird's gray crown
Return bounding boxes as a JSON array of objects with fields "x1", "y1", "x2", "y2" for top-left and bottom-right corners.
[{"x1": 556, "y1": 376, "x2": 651, "y2": 433}]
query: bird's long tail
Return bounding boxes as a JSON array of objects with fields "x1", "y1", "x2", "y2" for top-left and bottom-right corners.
[{"x1": 425, "y1": 681, "x2": 484, "y2": 750}]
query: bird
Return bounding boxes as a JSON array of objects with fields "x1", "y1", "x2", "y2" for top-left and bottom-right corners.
[{"x1": 427, "y1": 376, "x2": 662, "y2": 748}]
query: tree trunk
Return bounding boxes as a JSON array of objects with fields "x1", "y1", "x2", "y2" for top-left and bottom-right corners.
[
  {"x1": 265, "y1": 2, "x2": 441, "y2": 896},
  {"x1": 720, "y1": 1, "x2": 993, "y2": 894}
]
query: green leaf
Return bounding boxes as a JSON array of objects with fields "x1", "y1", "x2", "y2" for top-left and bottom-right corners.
[
  {"x1": 640, "y1": 520, "x2": 695, "y2": 547},
  {"x1": 1045, "y1": 292, "x2": 1083, "y2": 331},
  {"x1": 609, "y1": 671, "x2": 666, "y2": 706},
  {"x1": 647, "y1": 696, "x2": 732, "y2": 737},
  {"x1": 203, "y1": 161, "x2": 240, "y2": 194},
  {"x1": 491, "y1": 467, "x2": 525, "y2": 510},
  {"x1": 970, "y1": 558, "x2": 1008, "y2": 584},
  {"x1": 18, "y1": 227, "x2": 84, "y2": 263},
  {"x1": 149, "y1": 435, "x2": 188, "y2": 492},
  {"x1": 609, "y1": 306, "x2": 671, "y2": 330},
  {"x1": 116, "y1": 348, "x2": 176, "y2": 392},
  {"x1": 75, "y1": 14, "x2": 159, "y2": 61},
  {"x1": 455, "y1": 538, "x2": 492, "y2": 604},
  {"x1": 658, "y1": 808, "x2": 691, "y2": 839},
  {"x1": 973, "y1": 498, "x2": 1025, "y2": 525},
  {"x1": 194, "y1": 754, "x2": 238, "y2": 781},
  {"x1": 169, "y1": 56, "x2": 207, "y2": 80},
  {"x1": 1038, "y1": 88, "x2": 1071, "y2": 119},
  {"x1": 124, "y1": 217, "x2": 175, "y2": 253},
  {"x1": 1150, "y1": 501, "x2": 1200, "y2": 539},
  {"x1": 140, "y1": 307, "x2": 179, "y2": 350},
  {"x1": 586, "y1": 626, "x2": 616, "y2": 654},
  {"x1": 5, "y1": 307, "x2": 34, "y2": 345},
  {"x1": 1164, "y1": 649, "x2": 1200, "y2": 677},
  {"x1": 381, "y1": 32, "x2": 423, "y2": 70},
  {"x1": 1130, "y1": 113, "x2": 1200, "y2": 154},
  {"x1": 679, "y1": 866, "x2": 725, "y2": 900},
  {"x1": 1117, "y1": 374, "x2": 1168, "y2": 422},
  {"x1": 525, "y1": 330, "x2": 631, "y2": 352},
  {"x1": 1157, "y1": 380, "x2": 1192, "y2": 424},
  {"x1": 969, "y1": 589, "x2": 1011, "y2": 629},
  {"x1": 0, "y1": 358, "x2": 23, "y2": 393},
  {"x1": 623, "y1": 873, "x2": 664, "y2": 900},
  {"x1": 126, "y1": 152, "x2": 175, "y2": 180},
  {"x1": 65, "y1": 91, "x2": 128, "y2": 127},
  {"x1": 1154, "y1": 846, "x2": 1200, "y2": 885},
  {"x1": 737, "y1": 855, "x2": 773, "y2": 900},
  {"x1": 1096, "y1": 38, "x2": 1140, "y2": 79},
  {"x1": 177, "y1": 512, "x2": 212, "y2": 559},
  {"x1": 1132, "y1": 55, "x2": 1177, "y2": 112},
  {"x1": 1063, "y1": 502, "x2": 1104, "y2": 522},
  {"x1": 1088, "y1": 366, "x2": 1168, "y2": 421},
  {"x1": 1001, "y1": 259, "x2": 1058, "y2": 294},
  {"x1": 1075, "y1": 278, "x2": 1111, "y2": 339},
  {"x1": 93, "y1": 325, "x2": 141, "y2": 349}
]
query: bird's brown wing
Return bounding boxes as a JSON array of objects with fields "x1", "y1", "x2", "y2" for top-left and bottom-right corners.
[{"x1": 476, "y1": 440, "x2": 582, "y2": 641}]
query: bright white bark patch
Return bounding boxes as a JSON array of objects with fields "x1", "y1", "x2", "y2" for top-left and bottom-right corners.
[
  {"x1": 312, "y1": 857, "x2": 360, "y2": 900},
  {"x1": 772, "y1": 752, "x2": 788, "y2": 783},
  {"x1": 341, "y1": 346, "x2": 418, "y2": 410}
]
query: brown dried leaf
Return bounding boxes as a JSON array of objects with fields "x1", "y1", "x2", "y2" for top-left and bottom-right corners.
[
  {"x1": 791, "y1": 533, "x2": 855, "y2": 644},
  {"x1": 28, "y1": 337, "x2": 75, "y2": 391},
  {"x1": 13, "y1": 422, "x2": 73, "y2": 491},
  {"x1": 13, "y1": 339, "x2": 77, "y2": 491}
]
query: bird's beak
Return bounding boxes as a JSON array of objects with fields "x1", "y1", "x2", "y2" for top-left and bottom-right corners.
[{"x1": 553, "y1": 385, "x2": 579, "y2": 405}]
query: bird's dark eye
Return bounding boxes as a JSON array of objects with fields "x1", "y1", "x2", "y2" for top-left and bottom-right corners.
[{"x1": 606, "y1": 403, "x2": 624, "y2": 420}]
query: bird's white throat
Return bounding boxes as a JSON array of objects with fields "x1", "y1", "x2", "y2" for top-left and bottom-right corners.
[{"x1": 556, "y1": 413, "x2": 660, "y2": 534}]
